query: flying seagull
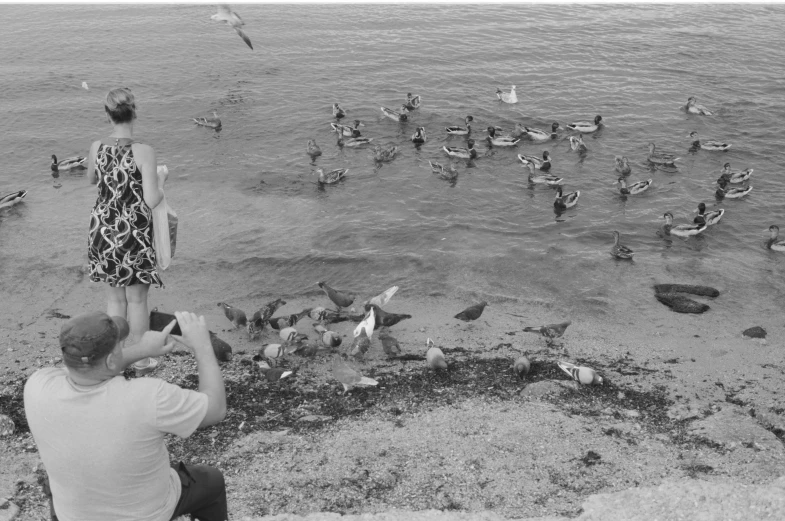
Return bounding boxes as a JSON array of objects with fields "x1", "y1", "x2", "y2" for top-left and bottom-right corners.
[{"x1": 211, "y1": 5, "x2": 253, "y2": 50}]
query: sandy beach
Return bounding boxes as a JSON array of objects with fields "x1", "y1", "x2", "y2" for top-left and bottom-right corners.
[{"x1": 2, "y1": 264, "x2": 784, "y2": 520}]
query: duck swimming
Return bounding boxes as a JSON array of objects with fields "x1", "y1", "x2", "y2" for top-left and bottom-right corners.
[
  {"x1": 428, "y1": 160, "x2": 458, "y2": 181},
  {"x1": 647, "y1": 143, "x2": 679, "y2": 166},
  {"x1": 693, "y1": 203, "x2": 724, "y2": 226},
  {"x1": 719, "y1": 163, "x2": 753, "y2": 184},
  {"x1": 306, "y1": 139, "x2": 322, "y2": 158},
  {"x1": 343, "y1": 137, "x2": 374, "y2": 147},
  {"x1": 716, "y1": 178, "x2": 752, "y2": 199},
  {"x1": 766, "y1": 225, "x2": 785, "y2": 251},
  {"x1": 51, "y1": 154, "x2": 86, "y2": 172},
  {"x1": 193, "y1": 111, "x2": 221, "y2": 129},
  {"x1": 554, "y1": 186, "x2": 580, "y2": 210},
  {"x1": 411, "y1": 127, "x2": 426, "y2": 144},
  {"x1": 517, "y1": 151, "x2": 551, "y2": 171},
  {"x1": 662, "y1": 212, "x2": 707, "y2": 237},
  {"x1": 443, "y1": 139, "x2": 478, "y2": 160},
  {"x1": 610, "y1": 231, "x2": 634, "y2": 260},
  {"x1": 566, "y1": 115, "x2": 602, "y2": 133},
  {"x1": 333, "y1": 103, "x2": 346, "y2": 119},
  {"x1": 684, "y1": 96, "x2": 712, "y2": 115},
  {"x1": 381, "y1": 106, "x2": 408, "y2": 122},
  {"x1": 569, "y1": 135, "x2": 588, "y2": 153},
  {"x1": 521, "y1": 122, "x2": 560, "y2": 142},
  {"x1": 331, "y1": 120, "x2": 364, "y2": 137},
  {"x1": 404, "y1": 93, "x2": 421, "y2": 110},
  {"x1": 486, "y1": 127, "x2": 520, "y2": 147},
  {"x1": 373, "y1": 144, "x2": 398, "y2": 162},
  {"x1": 496, "y1": 85, "x2": 517, "y2": 104},
  {"x1": 614, "y1": 156, "x2": 631, "y2": 175},
  {"x1": 0, "y1": 190, "x2": 27, "y2": 209},
  {"x1": 446, "y1": 116, "x2": 473, "y2": 136},
  {"x1": 617, "y1": 177, "x2": 652, "y2": 195},
  {"x1": 688, "y1": 131, "x2": 731, "y2": 152},
  {"x1": 521, "y1": 160, "x2": 563, "y2": 185},
  {"x1": 314, "y1": 168, "x2": 347, "y2": 185}
]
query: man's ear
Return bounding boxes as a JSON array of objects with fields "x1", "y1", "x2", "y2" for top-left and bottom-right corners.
[{"x1": 105, "y1": 344, "x2": 125, "y2": 373}]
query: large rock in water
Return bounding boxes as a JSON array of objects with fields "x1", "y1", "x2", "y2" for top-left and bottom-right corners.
[
  {"x1": 655, "y1": 293, "x2": 710, "y2": 314},
  {"x1": 653, "y1": 284, "x2": 720, "y2": 297}
]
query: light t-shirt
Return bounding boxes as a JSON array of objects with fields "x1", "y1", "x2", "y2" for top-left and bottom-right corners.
[{"x1": 24, "y1": 367, "x2": 208, "y2": 521}]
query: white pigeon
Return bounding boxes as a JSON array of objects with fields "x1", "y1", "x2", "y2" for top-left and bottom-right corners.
[
  {"x1": 211, "y1": 5, "x2": 253, "y2": 50},
  {"x1": 367, "y1": 286, "x2": 399, "y2": 308},
  {"x1": 557, "y1": 361, "x2": 603, "y2": 385},
  {"x1": 262, "y1": 343, "x2": 284, "y2": 359},
  {"x1": 496, "y1": 85, "x2": 517, "y2": 104},
  {"x1": 353, "y1": 306, "x2": 375, "y2": 340}
]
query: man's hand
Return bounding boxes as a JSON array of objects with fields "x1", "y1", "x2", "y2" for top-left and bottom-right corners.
[
  {"x1": 136, "y1": 319, "x2": 178, "y2": 358},
  {"x1": 170, "y1": 312, "x2": 212, "y2": 354}
]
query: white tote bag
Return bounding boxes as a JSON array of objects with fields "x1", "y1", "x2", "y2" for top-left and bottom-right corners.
[{"x1": 152, "y1": 166, "x2": 178, "y2": 270}]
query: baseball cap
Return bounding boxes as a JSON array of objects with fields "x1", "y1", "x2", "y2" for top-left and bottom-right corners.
[{"x1": 60, "y1": 312, "x2": 130, "y2": 367}]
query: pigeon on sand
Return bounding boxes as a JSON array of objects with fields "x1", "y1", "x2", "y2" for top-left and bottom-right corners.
[
  {"x1": 332, "y1": 359, "x2": 378, "y2": 394},
  {"x1": 353, "y1": 306, "x2": 375, "y2": 339},
  {"x1": 379, "y1": 330, "x2": 401, "y2": 357},
  {"x1": 558, "y1": 361, "x2": 603, "y2": 385},
  {"x1": 211, "y1": 5, "x2": 253, "y2": 50},
  {"x1": 366, "y1": 286, "x2": 399, "y2": 308},
  {"x1": 365, "y1": 304, "x2": 411, "y2": 328},
  {"x1": 426, "y1": 338, "x2": 449, "y2": 371},
  {"x1": 512, "y1": 356, "x2": 531, "y2": 379},
  {"x1": 260, "y1": 366, "x2": 296, "y2": 383},
  {"x1": 454, "y1": 301, "x2": 488, "y2": 321},
  {"x1": 248, "y1": 298, "x2": 287, "y2": 339},
  {"x1": 522, "y1": 321, "x2": 571, "y2": 347},
  {"x1": 217, "y1": 302, "x2": 247, "y2": 328},
  {"x1": 209, "y1": 332, "x2": 233, "y2": 362},
  {"x1": 314, "y1": 324, "x2": 342, "y2": 348},
  {"x1": 349, "y1": 329, "x2": 371, "y2": 360},
  {"x1": 318, "y1": 281, "x2": 356, "y2": 311}
]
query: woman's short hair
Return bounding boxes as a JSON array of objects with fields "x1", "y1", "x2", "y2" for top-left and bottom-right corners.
[{"x1": 105, "y1": 87, "x2": 137, "y2": 123}]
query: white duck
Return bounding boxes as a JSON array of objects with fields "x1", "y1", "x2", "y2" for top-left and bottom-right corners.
[{"x1": 496, "y1": 85, "x2": 517, "y2": 104}]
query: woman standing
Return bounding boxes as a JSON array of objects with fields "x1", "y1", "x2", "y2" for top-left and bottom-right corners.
[{"x1": 86, "y1": 87, "x2": 167, "y2": 375}]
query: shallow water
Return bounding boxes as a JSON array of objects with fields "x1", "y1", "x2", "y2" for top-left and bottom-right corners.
[{"x1": 1, "y1": 4, "x2": 784, "y2": 329}]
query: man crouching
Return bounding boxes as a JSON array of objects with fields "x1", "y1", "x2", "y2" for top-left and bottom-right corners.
[{"x1": 24, "y1": 310, "x2": 228, "y2": 521}]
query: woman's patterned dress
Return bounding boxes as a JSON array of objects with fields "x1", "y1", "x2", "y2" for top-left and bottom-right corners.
[{"x1": 88, "y1": 139, "x2": 163, "y2": 287}]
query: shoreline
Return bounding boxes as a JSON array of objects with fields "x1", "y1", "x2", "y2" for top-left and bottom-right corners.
[{"x1": 2, "y1": 277, "x2": 784, "y2": 519}]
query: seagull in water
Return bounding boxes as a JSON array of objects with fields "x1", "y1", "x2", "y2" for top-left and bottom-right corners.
[{"x1": 211, "y1": 5, "x2": 253, "y2": 50}]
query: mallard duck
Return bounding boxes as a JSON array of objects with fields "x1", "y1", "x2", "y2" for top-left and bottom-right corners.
[
  {"x1": 684, "y1": 96, "x2": 712, "y2": 115},
  {"x1": 662, "y1": 212, "x2": 707, "y2": 237},
  {"x1": 719, "y1": 163, "x2": 753, "y2": 184},
  {"x1": 569, "y1": 135, "x2": 587, "y2": 152},
  {"x1": 517, "y1": 151, "x2": 551, "y2": 171},
  {"x1": 496, "y1": 85, "x2": 517, "y2": 104},
  {"x1": 381, "y1": 106, "x2": 408, "y2": 122},
  {"x1": 566, "y1": 115, "x2": 602, "y2": 133},
  {"x1": 193, "y1": 111, "x2": 221, "y2": 129},
  {"x1": 446, "y1": 116, "x2": 473, "y2": 136},
  {"x1": 331, "y1": 120, "x2": 364, "y2": 137},
  {"x1": 554, "y1": 186, "x2": 580, "y2": 210},
  {"x1": 428, "y1": 160, "x2": 458, "y2": 181},
  {"x1": 610, "y1": 231, "x2": 634, "y2": 259},
  {"x1": 0, "y1": 190, "x2": 27, "y2": 209},
  {"x1": 306, "y1": 139, "x2": 322, "y2": 158},
  {"x1": 443, "y1": 139, "x2": 478, "y2": 160},
  {"x1": 716, "y1": 178, "x2": 752, "y2": 199},
  {"x1": 693, "y1": 202, "x2": 724, "y2": 226},
  {"x1": 411, "y1": 127, "x2": 426, "y2": 144},
  {"x1": 404, "y1": 93, "x2": 421, "y2": 110},
  {"x1": 766, "y1": 225, "x2": 785, "y2": 251},
  {"x1": 314, "y1": 168, "x2": 347, "y2": 185},
  {"x1": 373, "y1": 144, "x2": 398, "y2": 162},
  {"x1": 614, "y1": 156, "x2": 631, "y2": 175},
  {"x1": 521, "y1": 122, "x2": 560, "y2": 141},
  {"x1": 647, "y1": 143, "x2": 679, "y2": 166},
  {"x1": 486, "y1": 127, "x2": 520, "y2": 147},
  {"x1": 522, "y1": 160, "x2": 563, "y2": 185},
  {"x1": 343, "y1": 137, "x2": 373, "y2": 148},
  {"x1": 618, "y1": 177, "x2": 652, "y2": 195},
  {"x1": 51, "y1": 154, "x2": 86, "y2": 172},
  {"x1": 688, "y1": 131, "x2": 730, "y2": 152},
  {"x1": 333, "y1": 103, "x2": 346, "y2": 119}
]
